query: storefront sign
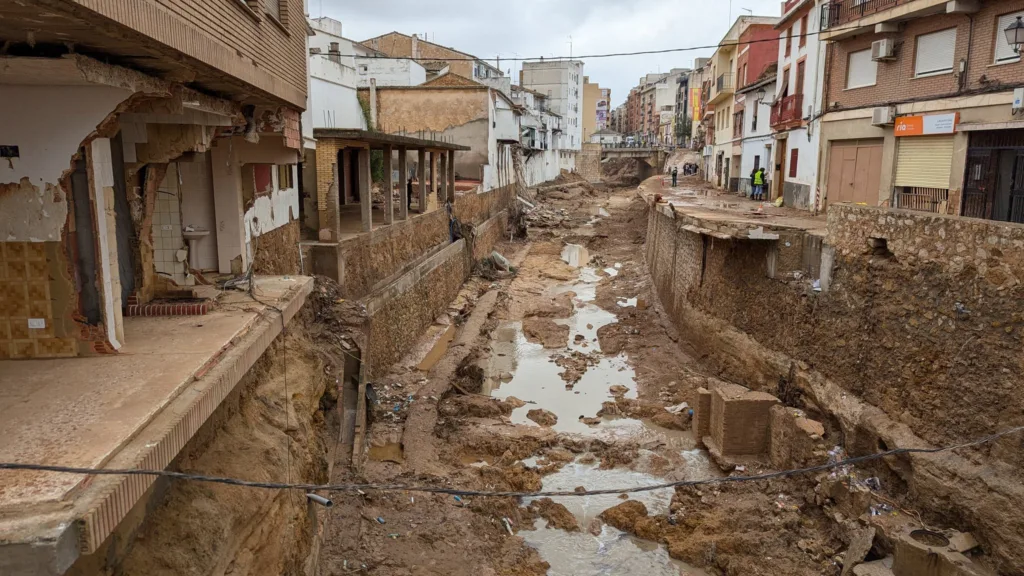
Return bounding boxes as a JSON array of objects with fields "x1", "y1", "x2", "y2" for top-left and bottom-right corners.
[{"x1": 894, "y1": 113, "x2": 960, "y2": 137}]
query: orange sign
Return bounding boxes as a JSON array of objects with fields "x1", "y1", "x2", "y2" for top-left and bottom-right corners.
[{"x1": 894, "y1": 113, "x2": 959, "y2": 137}]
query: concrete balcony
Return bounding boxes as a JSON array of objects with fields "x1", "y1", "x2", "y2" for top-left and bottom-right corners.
[
  {"x1": 709, "y1": 74, "x2": 735, "y2": 106},
  {"x1": 771, "y1": 94, "x2": 804, "y2": 129},
  {"x1": 821, "y1": 0, "x2": 952, "y2": 40},
  {"x1": 0, "y1": 277, "x2": 313, "y2": 574}
]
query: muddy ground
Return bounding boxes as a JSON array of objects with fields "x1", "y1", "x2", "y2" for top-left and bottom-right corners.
[{"x1": 315, "y1": 177, "x2": 858, "y2": 576}]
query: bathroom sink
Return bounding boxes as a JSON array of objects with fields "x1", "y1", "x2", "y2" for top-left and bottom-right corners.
[{"x1": 182, "y1": 229, "x2": 211, "y2": 241}]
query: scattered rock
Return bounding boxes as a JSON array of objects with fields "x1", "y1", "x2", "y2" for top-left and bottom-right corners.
[
  {"x1": 529, "y1": 498, "x2": 580, "y2": 532},
  {"x1": 609, "y1": 385, "x2": 630, "y2": 397},
  {"x1": 651, "y1": 411, "x2": 691, "y2": 431},
  {"x1": 522, "y1": 317, "x2": 570, "y2": 349},
  {"x1": 841, "y1": 527, "x2": 876, "y2": 576},
  {"x1": 505, "y1": 396, "x2": 527, "y2": 409},
  {"x1": 599, "y1": 500, "x2": 649, "y2": 533},
  {"x1": 527, "y1": 409, "x2": 558, "y2": 427}
]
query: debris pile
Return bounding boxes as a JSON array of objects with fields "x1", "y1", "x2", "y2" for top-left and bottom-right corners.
[{"x1": 601, "y1": 158, "x2": 644, "y2": 186}]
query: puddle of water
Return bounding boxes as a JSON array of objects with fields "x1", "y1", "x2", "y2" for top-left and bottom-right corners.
[
  {"x1": 368, "y1": 442, "x2": 405, "y2": 464},
  {"x1": 417, "y1": 325, "x2": 456, "y2": 371},
  {"x1": 561, "y1": 244, "x2": 591, "y2": 268},
  {"x1": 520, "y1": 461, "x2": 711, "y2": 576}
]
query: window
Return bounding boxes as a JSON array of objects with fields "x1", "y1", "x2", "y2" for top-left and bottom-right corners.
[
  {"x1": 785, "y1": 28, "x2": 792, "y2": 56},
  {"x1": 846, "y1": 49, "x2": 877, "y2": 88},
  {"x1": 789, "y1": 149, "x2": 799, "y2": 178},
  {"x1": 915, "y1": 28, "x2": 957, "y2": 77},
  {"x1": 742, "y1": 63, "x2": 748, "y2": 86},
  {"x1": 995, "y1": 12, "x2": 1024, "y2": 63},
  {"x1": 277, "y1": 165, "x2": 294, "y2": 190},
  {"x1": 261, "y1": 0, "x2": 281, "y2": 21},
  {"x1": 799, "y1": 15, "x2": 809, "y2": 47},
  {"x1": 358, "y1": 64, "x2": 368, "y2": 74},
  {"x1": 754, "y1": 155, "x2": 761, "y2": 171},
  {"x1": 796, "y1": 60, "x2": 806, "y2": 97},
  {"x1": 752, "y1": 103, "x2": 758, "y2": 131}
]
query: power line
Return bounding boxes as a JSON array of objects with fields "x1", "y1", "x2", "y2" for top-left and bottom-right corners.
[
  {"x1": 1, "y1": 426, "x2": 1020, "y2": 498},
  {"x1": 317, "y1": 22, "x2": 868, "y2": 64}
]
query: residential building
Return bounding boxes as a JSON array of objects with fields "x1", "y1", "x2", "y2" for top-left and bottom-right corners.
[
  {"x1": 590, "y1": 128, "x2": 624, "y2": 146},
  {"x1": 818, "y1": 0, "x2": 1024, "y2": 222},
  {"x1": 512, "y1": 85, "x2": 569, "y2": 185},
  {"x1": 582, "y1": 77, "x2": 611, "y2": 141},
  {"x1": 521, "y1": 60, "x2": 585, "y2": 156},
  {"x1": 769, "y1": 0, "x2": 826, "y2": 210},
  {"x1": 707, "y1": 16, "x2": 780, "y2": 190},
  {"x1": 359, "y1": 32, "x2": 503, "y2": 82},
  {"x1": 0, "y1": 0, "x2": 310, "y2": 570},
  {"x1": 736, "y1": 74, "x2": 779, "y2": 195}
]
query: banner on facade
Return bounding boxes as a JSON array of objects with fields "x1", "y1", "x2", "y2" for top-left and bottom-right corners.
[
  {"x1": 894, "y1": 113, "x2": 960, "y2": 137},
  {"x1": 691, "y1": 88, "x2": 702, "y2": 119}
]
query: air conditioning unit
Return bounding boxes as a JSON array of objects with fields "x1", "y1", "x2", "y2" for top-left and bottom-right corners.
[
  {"x1": 1014, "y1": 88, "x2": 1024, "y2": 112},
  {"x1": 871, "y1": 39, "x2": 896, "y2": 61},
  {"x1": 871, "y1": 106, "x2": 896, "y2": 126}
]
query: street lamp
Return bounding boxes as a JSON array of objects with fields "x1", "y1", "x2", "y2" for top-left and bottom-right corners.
[
  {"x1": 756, "y1": 87, "x2": 768, "y2": 105},
  {"x1": 1006, "y1": 16, "x2": 1024, "y2": 55}
]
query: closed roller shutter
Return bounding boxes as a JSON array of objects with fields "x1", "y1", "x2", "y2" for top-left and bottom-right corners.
[
  {"x1": 915, "y1": 28, "x2": 957, "y2": 76},
  {"x1": 894, "y1": 135, "x2": 954, "y2": 189}
]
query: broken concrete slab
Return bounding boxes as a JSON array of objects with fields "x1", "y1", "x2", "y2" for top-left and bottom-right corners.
[{"x1": 841, "y1": 527, "x2": 877, "y2": 576}]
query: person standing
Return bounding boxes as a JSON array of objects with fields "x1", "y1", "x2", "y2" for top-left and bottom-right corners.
[
  {"x1": 671, "y1": 166, "x2": 678, "y2": 187},
  {"x1": 752, "y1": 167, "x2": 766, "y2": 201}
]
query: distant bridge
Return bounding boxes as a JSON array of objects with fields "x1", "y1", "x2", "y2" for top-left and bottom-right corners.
[{"x1": 600, "y1": 147, "x2": 670, "y2": 180}]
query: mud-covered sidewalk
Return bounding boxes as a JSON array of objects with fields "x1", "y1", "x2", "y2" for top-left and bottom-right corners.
[{"x1": 314, "y1": 179, "x2": 855, "y2": 576}]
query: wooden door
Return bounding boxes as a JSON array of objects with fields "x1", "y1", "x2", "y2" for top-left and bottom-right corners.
[{"x1": 825, "y1": 139, "x2": 883, "y2": 208}]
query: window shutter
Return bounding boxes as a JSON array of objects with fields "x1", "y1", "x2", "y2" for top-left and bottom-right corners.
[
  {"x1": 915, "y1": 28, "x2": 957, "y2": 76},
  {"x1": 847, "y1": 49, "x2": 876, "y2": 88},
  {"x1": 262, "y1": 0, "x2": 280, "y2": 20},
  {"x1": 895, "y1": 136, "x2": 954, "y2": 189},
  {"x1": 996, "y1": 12, "x2": 1024, "y2": 63}
]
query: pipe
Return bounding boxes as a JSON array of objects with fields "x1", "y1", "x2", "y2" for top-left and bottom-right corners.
[{"x1": 306, "y1": 493, "x2": 334, "y2": 508}]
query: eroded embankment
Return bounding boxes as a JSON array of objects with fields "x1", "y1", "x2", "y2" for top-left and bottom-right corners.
[
  {"x1": 642, "y1": 185, "x2": 1024, "y2": 574},
  {"x1": 66, "y1": 300, "x2": 344, "y2": 576}
]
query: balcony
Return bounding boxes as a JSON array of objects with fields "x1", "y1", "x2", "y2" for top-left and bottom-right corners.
[
  {"x1": 709, "y1": 74, "x2": 735, "y2": 106},
  {"x1": 821, "y1": 0, "x2": 948, "y2": 38},
  {"x1": 771, "y1": 94, "x2": 804, "y2": 129}
]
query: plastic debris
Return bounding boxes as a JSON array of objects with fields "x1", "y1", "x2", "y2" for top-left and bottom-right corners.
[
  {"x1": 376, "y1": 517, "x2": 386, "y2": 524},
  {"x1": 813, "y1": 279, "x2": 822, "y2": 292},
  {"x1": 388, "y1": 533, "x2": 400, "y2": 539},
  {"x1": 869, "y1": 504, "x2": 893, "y2": 516},
  {"x1": 490, "y1": 251, "x2": 512, "y2": 272},
  {"x1": 454, "y1": 495, "x2": 465, "y2": 506},
  {"x1": 864, "y1": 477, "x2": 882, "y2": 491},
  {"x1": 666, "y1": 402, "x2": 690, "y2": 414}
]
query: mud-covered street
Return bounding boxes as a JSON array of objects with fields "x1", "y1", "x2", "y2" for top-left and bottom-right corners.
[{"x1": 316, "y1": 177, "x2": 848, "y2": 576}]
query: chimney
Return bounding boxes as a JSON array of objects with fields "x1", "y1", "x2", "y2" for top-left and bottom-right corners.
[
  {"x1": 411, "y1": 34, "x2": 420, "y2": 59},
  {"x1": 328, "y1": 42, "x2": 341, "y2": 63}
]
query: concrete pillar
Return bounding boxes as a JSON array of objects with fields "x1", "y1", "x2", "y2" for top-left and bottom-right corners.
[
  {"x1": 320, "y1": 160, "x2": 341, "y2": 241},
  {"x1": 430, "y1": 150, "x2": 439, "y2": 206},
  {"x1": 342, "y1": 149, "x2": 352, "y2": 205},
  {"x1": 87, "y1": 138, "x2": 124, "y2": 350},
  {"x1": 212, "y1": 140, "x2": 246, "y2": 274},
  {"x1": 383, "y1": 145, "x2": 394, "y2": 225},
  {"x1": 438, "y1": 152, "x2": 447, "y2": 206},
  {"x1": 398, "y1": 147, "x2": 409, "y2": 220},
  {"x1": 358, "y1": 147, "x2": 372, "y2": 232},
  {"x1": 417, "y1": 148, "x2": 427, "y2": 213},
  {"x1": 447, "y1": 150, "x2": 456, "y2": 203}
]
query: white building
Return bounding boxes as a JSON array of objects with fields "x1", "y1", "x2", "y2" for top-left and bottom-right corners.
[
  {"x1": 736, "y1": 75, "x2": 778, "y2": 196},
  {"x1": 521, "y1": 60, "x2": 585, "y2": 153},
  {"x1": 511, "y1": 85, "x2": 569, "y2": 186},
  {"x1": 590, "y1": 129, "x2": 623, "y2": 146},
  {"x1": 770, "y1": 0, "x2": 826, "y2": 211}
]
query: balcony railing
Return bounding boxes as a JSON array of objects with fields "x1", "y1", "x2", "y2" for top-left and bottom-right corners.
[
  {"x1": 716, "y1": 74, "x2": 734, "y2": 94},
  {"x1": 770, "y1": 94, "x2": 804, "y2": 128},
  {"x1": 822, "y1": 0, "x2": 909, "y2": 29}
]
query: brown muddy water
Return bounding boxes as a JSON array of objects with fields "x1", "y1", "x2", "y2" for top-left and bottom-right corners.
[{"x1": 481, "y1": 242, "x2": 717, "y2": 575}]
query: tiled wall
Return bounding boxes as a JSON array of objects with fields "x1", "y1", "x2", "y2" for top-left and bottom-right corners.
[
  {"x1": 153, "y1": 163, "x2": 188, "y2": 286},
  {"x1": 0, "y1": 242, "x2": 77, "y2": 359}
]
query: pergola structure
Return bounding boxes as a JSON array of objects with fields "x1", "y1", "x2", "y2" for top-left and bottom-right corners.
[{"x1": 313, "y1": 129, "x2": 470, "y2": 241}]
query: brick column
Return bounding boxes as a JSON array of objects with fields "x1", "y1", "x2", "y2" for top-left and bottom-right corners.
[
  {"x1": 358, "y1": 147, "x2": 372, "y2": 233},
  {"x1": 398, "y1": 147, "x2": 409, "y2": 220},
  {"x1": 383, "y1": 145, "x2": 394, "y2": 225},
  {"x1": 417, "y1": 148, "x2": 427, "y2": 213},
  {"x1": 342, "y1": 148, "x2": 352, "y2": 205}
]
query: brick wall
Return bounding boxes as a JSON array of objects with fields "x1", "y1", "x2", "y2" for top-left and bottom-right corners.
[
  {"x1": 362, "y1": 33, "x2": 475, "y2": 79},
  {"x1": 70, "y1": 0, "x2": 308, "y2": 107},
  {"x1": 577, "y1": 143, "x2": 601, "y2": 183},
  {"x1": 737, "y1": 24, "x2": 781, "y2": 89},
  {"x1": 825, "y1": 0, "x2": 1024, "y2": 110}
]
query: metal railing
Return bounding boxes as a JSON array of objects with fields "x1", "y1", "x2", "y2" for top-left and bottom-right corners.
[
  {"x1": 822, "y1": 0, "x2": 906, "y2": 29},
  {"x1": 770, "y1": 94, "x2": 804, "y2": 127},
  {"x1": 716, "y1": 74, "x2": 734, "y2": 94}
]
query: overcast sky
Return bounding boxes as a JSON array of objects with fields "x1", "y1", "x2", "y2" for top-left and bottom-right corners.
[{"x1": 313, "y1": 0, "x2": 786, "y2": 108}]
